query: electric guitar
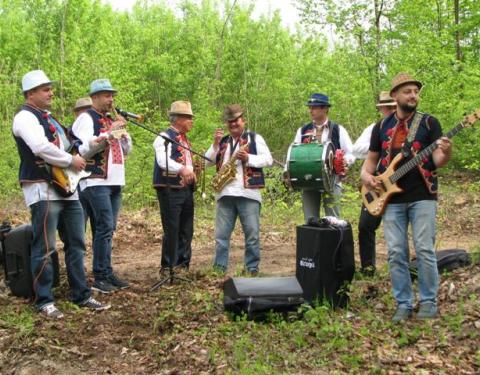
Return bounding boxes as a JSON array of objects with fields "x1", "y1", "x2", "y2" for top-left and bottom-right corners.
[
  {"x1": 361, "y1": 110, "x2": 480, "y2": 217},
  {"x1": 50, "y1": 126, "x2": 128, "y2": 197}
]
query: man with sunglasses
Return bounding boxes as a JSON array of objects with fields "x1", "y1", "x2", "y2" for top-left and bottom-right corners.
[
  {"x1": 290, "y1": 93, "x2": 355, "y2": 222},
  {"x1": 205, "y1": 104, "x2": 273, "y2": 275}
]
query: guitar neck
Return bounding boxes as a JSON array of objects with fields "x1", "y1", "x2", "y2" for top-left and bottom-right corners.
[{"x1": 390, "y1": 122, "x2": 464, "y2": 183}]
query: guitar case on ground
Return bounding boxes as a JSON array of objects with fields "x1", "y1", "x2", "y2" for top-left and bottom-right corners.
[
  {"x1": 0, "y1": 222, "x2": 59, "y2": 298},
  {"x1": 409, "y1": 249, "x2": 472, "y2": 280},
  {"x1": 223, "y1": 276, "x2": 304, "y2": 320}
]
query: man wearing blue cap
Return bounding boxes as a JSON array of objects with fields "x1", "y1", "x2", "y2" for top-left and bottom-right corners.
[
  {"x1": 12, "y1": 70, "x2": 110, "y2": 318},
  {"x1": 289, "y1": 93, "x2": 355, "y2": 221},
  {"x1": 72, "y1": 78, "x2": 132, "y2": 293}
]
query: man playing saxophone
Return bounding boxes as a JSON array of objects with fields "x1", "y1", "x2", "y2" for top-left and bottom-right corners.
[{"x1": 205, "y1": 104, "x2": 273, "y2": 275}]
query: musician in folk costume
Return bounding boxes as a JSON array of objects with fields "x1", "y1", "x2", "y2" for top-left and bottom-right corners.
[
  {"x1": 289, "y1": 93, "x2": 355, "y2": 221},
  {"x1": 353, "y1": 91, "x2": 396, "y2": 276},
  {"x1": 153, "y1": 101, "x2": 196, "y2": 272},
  {"x1": 361, "y1": 73, "x2": 452, "y2": 322},
  {"x1": 72, "y1": 79, "x2": 132, "y2": 294},
  {"x1": 205, "y1": 104, "x2": 273, "y2": 275},
  {"x1": 12, "y1": 70, "x2": 109, "y2": 318},
  {"x1": 73, "y1": 97, "x2": 92, "y2": 119}
]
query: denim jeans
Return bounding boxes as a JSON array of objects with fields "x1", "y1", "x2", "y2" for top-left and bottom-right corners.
[
  {"x1": 302, "y1": 182, "x2": 342, "y2": 222},
  {"x1": 80, "y1": 185, "x2": 122, "y2": 281},
  {"x1": 358, "y1": 204, "x2": 382, "y2": 270},
  {"x1": 214, "y1": 196, "x2": 261, "y2": 272},
  {"x1": 30, "y1": 200, "x2": 90, "y2": 309},
  {"x1": 156, "y1": 187, "x2": 194, "y2": 268},
  {"x1": 383, "y1": 200, "x2": 438, "y2": 309}
]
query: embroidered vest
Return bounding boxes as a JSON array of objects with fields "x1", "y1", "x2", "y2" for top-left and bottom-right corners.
[
  {"x1": 84, "y1": 108, "x2": 119, "y2": 179},
  {"x1": 13, "y1": 105, "x2": 64, "y2": 184},
  {"x1": 300, "y1": 121, "x2": 340, "y2": 149},
  {"x1": 377, "y1": 112, "x2": 438, "y2": 194},
  {"x1": 153, "y1": 127, "x2": 192, "y2": 188},
  {"x1": 215, "y1": 131, "x2": 265, "y2": 189}
]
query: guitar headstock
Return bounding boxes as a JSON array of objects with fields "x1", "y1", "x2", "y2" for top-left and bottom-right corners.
[{"x1": 462, "y1": 110, "x2": 480, "y2": 128}]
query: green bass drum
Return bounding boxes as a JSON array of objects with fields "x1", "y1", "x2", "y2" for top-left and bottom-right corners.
[{"x1": 286, "y1": 141, "x2": 335, "y2": 192}]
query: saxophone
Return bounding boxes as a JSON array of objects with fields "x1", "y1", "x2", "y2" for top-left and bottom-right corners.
[{"x1": 211, "y1": 143, "x2": 249, "y2": 193}]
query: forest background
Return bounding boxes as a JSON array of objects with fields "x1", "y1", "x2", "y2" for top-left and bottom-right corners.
[{"x1": 0, "y1": 0, "x2": 479, "y2": 206}]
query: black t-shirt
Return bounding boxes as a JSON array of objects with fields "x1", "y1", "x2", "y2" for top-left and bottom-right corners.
[{"x1": 369, "y1": 115, "x2": 442, "y2": 203}]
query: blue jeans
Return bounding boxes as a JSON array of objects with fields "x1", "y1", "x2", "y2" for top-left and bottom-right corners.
[
  {"x1": 81, "y1": 185, "x2": 122, "y2": 281},
  {"x1": 383, "y1": 200, "x2": 438, "y2": 309},
  {"x1": 214, "y1": 196, "x2": 261, "y2": 272},
  {"x1": 30, "y1": 200, "x2": 90, "y2": 309},
  {"x1": 302, "y1": 182, "x2": 342, "y2": 222}
]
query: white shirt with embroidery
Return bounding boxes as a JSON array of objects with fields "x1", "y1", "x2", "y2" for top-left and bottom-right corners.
[
  {"x1": 72, "y1": 112, "x2": 132, "y2": 189},
  {"x1": 205, "y1": 132, "x2": 273, "y2": 203},
  {"x1": 12, "y1": 109, "x2": 77, "y2": 207},
  {"x1": 153, "y1": 129, "x2": 194, "y2": 175}
]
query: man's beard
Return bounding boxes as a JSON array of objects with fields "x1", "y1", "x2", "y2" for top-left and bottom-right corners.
[{"x1": 398, "y1": 102, "x2": 417, "y2": 113}]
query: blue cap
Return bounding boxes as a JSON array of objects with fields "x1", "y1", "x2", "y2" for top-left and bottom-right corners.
[
  {"x1": 89, "y1": 79, "x2": 117, "y2": 96},
  {"x1": 306, "y1": 93, "x2": 331, "y2": 107}
]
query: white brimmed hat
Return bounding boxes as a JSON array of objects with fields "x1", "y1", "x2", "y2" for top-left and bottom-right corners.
[
  {"x1": 22, "y1": 70, "x2": 53, "y2": 92},
  {"x1": 168, "y1": 101, "x2": 194, "y2": 116}
]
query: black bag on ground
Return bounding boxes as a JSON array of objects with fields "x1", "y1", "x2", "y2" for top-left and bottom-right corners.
[
  {"x1": 0, "y1": 222, "x2": 59, "y2": 298},
  {"x1": 410, "y1": 249, "x2": 472, "y2": 280},
  {"x1": 223, "y1": 276, "x2": 304, "y2": 320}
]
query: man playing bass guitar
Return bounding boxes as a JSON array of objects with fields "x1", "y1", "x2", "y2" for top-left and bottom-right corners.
[{"x1": 361, "y1": 73, "x2": 452, "y2": 323}]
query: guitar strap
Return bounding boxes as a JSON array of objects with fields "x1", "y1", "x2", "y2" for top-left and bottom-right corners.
[{"x1": 401, "y1": 112, "x2": 424, "y2": 158}]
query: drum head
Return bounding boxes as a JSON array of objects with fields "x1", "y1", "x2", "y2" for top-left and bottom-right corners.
[
  {"x1": 287, "y1": 142, "x2": 333, "y2": 192},
  {"x1": 321, "y1": 142, "x2": 335, "y2": 193}
]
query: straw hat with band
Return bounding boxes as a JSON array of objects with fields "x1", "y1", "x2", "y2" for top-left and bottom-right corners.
[
  {"x1": 376, "y1": 91, "x2": 396, "y2": 107},
  {"x1": 390, "y1": 72, "x2": 423, "y2": 95},
  {"x1": 74, "y1": 97, "x2": 92, "y2": 111},
  {"x1": 223, "y1": 104, "x2": 244, "y2": 122},
  {"x1": 168, "y1": 101, "x2": 194, "y2": 117}
]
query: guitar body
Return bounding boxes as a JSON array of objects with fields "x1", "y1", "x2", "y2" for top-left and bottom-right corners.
[
  {"x1": 361, "y1": 153, "x2": 404, "y2": 217},
  {"x1": 50, "y1": 165, "x2": 91, "y2": 197},
  {"x1": 48, "y1": 126, "x2": 127, "y2": 197},
  {"x1": 360, "y1": 109, "x2": 479, "y2": 217}
]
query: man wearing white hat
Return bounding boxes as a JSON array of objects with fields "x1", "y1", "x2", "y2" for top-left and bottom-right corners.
[
  {"x1": 72, "y1": 79, "x2": 132, "y2": 293},
  {"x1": 153, "y1": 100, "x2": 197, "y2": 272},
  {"x1": 353, "y1": 91, "x2": 396, "y2": 276},
  {"x1": 12, "y1": 70, "x2": 109, "y2": 318}
]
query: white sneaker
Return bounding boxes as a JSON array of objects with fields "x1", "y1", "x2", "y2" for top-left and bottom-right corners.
[
  {"x1": 79, "y1": 297, "x2": 111, "y2": 311},
  {"x1": 40, "y1": 303, "x2": 64, "y2": 319}
]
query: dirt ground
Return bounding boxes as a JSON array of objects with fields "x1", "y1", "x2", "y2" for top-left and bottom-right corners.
[{"x1": 0, "y1": 188, "x2": 479, "y2": 374}]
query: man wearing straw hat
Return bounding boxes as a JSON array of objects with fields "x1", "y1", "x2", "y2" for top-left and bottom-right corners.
[
  {"x1": 73, "y1": 97, "x2": 92, "y2": 119},
  {"x1": 353, "y1": 91, "x2": 396, "y2": 276},
  {"x1": 72, "y1": 79, "x2": 132, "y2": 294},
  {"x1": 361, "y1": 73, "x2": 452, "y2": 322},
  {"x1": 12, "y1": 70, "x2": 109, "y2": 318},
  {"x1": 153, "y1": 100, "x2": 196, "y2": 272},
  {"x1": 205, "y1": 104, "x2": 273, "y2": 275}
]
